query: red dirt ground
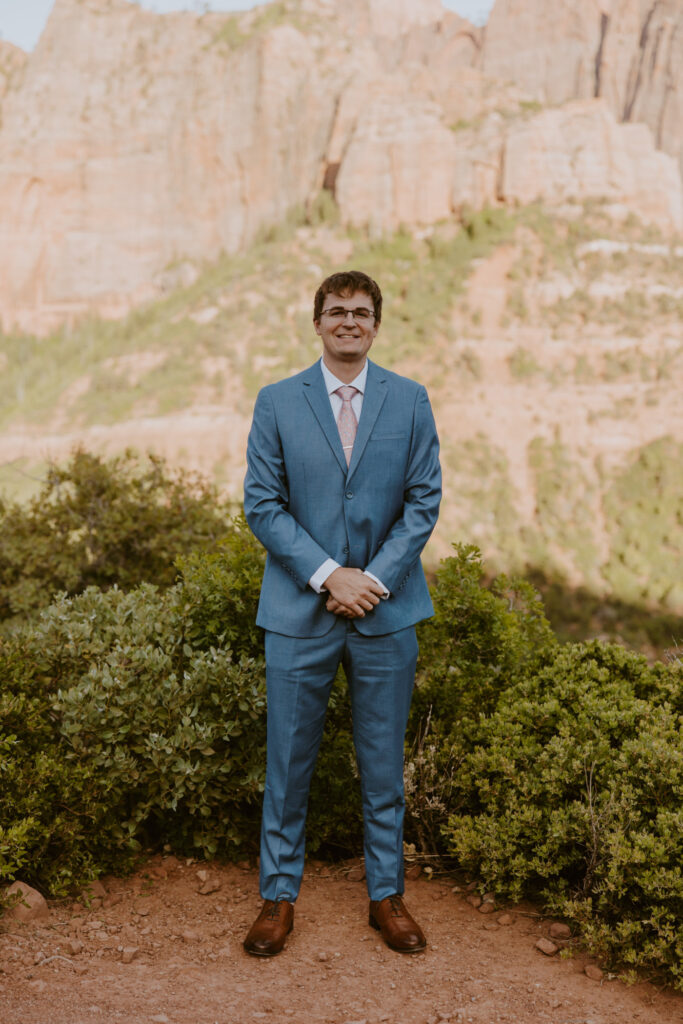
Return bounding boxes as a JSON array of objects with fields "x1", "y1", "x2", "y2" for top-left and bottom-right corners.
[{"x1": 1, "y1": 856, "x2": 681, "y2": 1024}]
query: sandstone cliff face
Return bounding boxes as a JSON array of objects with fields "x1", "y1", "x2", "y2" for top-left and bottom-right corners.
[
  {"x1": 449, "y1": 99, "x2": 683, "y2": 232},
  {"x1": 481, "y1": 0, "x2": 683, "y2": 173},
  {"x1": 0, "y1": 0, "x2": 682, "y2": 334},
  {"x1": 0, "y1": 0, "x2": 337, "y2": 332},
  {"x1": 501, "y1": 101, "x2": 683, "y2": 230},
  {"x1": 335, "y1": 86, "x2": 457, "y2": 230},
  {"x1": 334, "y1": 0, "x2": 445, "y2": 36}
]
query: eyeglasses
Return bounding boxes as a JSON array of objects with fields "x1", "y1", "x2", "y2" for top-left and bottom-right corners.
[{"x1": 320, "y1": 306, "x2": 375, "y2": 322}]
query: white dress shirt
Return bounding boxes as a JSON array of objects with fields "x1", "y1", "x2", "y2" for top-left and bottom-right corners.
[{"x1": 307, "y1": 358, "x2": 389, "y2": 598}]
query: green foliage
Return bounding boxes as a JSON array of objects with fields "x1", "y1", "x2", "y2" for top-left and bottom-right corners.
[
  {"x1": 209, "y1": 3, "x2": 311, "y2": 54},
  {"x1": 177, "y1": 514, "x2": 266, "y2": 661},
  {"x1": 506, "y1": 287, "x2": 529, "y2": 322},
  {"x1": 508, "y1": 346, "x2": 540, "y2": 378},
  {"x1": 45, "y1": 585, "x2": 267, "y2": 861},
  {"x1": 402, "y1": 547, "x2": 682, "y2": 987},
  {"x1": 0, "y1": 449, "x2": 231, "y2": 623},
  {"x1": 306, "y1": 189, "x2": 340, "y2": 227},
  {"x1": 0, "y1": 633, "x2": 130, "y2": 895},
  {"x1": 438, "y1": 640, "x2": 683, "y2": 986},
  {"x1": 412, "y1": 544, "x2": 556, "y2": 732},
  {"x1": 0, "y1": 519, "x2": 363, "y2": 894},
  {"x1": 405, "y1": 545, "x2": 555, "y2": 856},
  {"x1": 1, "y1": 498, "x2": 681, "y2": 985},
  {"x1": 0, "y1": 580, "x2": 268, "y2": 890}
]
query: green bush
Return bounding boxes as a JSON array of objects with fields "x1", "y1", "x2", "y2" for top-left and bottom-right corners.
[
  {"x1": 437, "y1": 640, "x2": 682, "y2": 986},
  {"x1": 0, "y1": 522, "x2": 363, "y2": 894},
  {"x1": 412, "y1": 544, "x2": 556, "y2": 730},
  {"x1": 0, "y1": 448, "x2": 232, "y2": 623},
  {"x1": 404, "y1": 545, "x2": 555, "y2": 856},
  {"x1": 1, "y1": 534, "x2": 681, "y2": 987},
  {"x1": 0, "y1": 581, "x2": 268, "y2": 889},
  {"x1": 0, "y1": 634, "x2": 124, "y2": 895},
  {"x1": 177, "y1": 514, "x2": 265, "y2": 661}
]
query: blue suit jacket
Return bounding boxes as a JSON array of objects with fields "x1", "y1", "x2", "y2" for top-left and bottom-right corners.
[{"x1": 243, "y1": 359, "x2": 441, "y2": 637}]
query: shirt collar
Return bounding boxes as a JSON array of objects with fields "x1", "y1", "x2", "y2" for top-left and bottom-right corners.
[{"x1": 319, "y1": 357, "x2": 368, "y2": 396}]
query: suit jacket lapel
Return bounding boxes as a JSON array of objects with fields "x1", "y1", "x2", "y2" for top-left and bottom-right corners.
[
  {"x1": 302, "y1": 363, "x2": 348, "y2": 475},
  {"x1": 347, "y1": 360, "x2": 388, "y2": 482}
]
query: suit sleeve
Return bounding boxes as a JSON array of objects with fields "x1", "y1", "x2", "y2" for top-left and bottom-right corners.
[
  {"x1": 244, "y1": 387, "x2": 332, "y2": 590},
  {"x1": 364, "y1": 385, "x2": 441, "y2": 593}
]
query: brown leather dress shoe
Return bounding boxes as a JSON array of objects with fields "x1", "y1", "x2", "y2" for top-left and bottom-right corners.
[
  {"x1": 243, "y1": 899, "x2": 294, "y2": 957},
  {"x1": 369, "y1": 894, "x2": 426, "y2": 953}
]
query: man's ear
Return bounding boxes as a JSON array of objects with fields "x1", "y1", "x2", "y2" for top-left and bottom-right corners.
[{"x1": 313, "y1": 319, "x2": 322, "y2": 336}]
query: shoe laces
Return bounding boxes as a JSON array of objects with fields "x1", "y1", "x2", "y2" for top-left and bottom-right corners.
[
  {"x1": 387, "y1": 894, "x2": 404, "y2": 918},
  {"x1": 265, "y1": 901, "x2": 282, "y2": 921}
]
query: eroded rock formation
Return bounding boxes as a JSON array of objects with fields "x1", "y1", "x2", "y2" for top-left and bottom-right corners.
[
  {"x1": 0, "y1": 0, "x2": 681, "y2": 333},
  {"x1": 451, "y1": 100, "x2": 683, "y2": 230},
  {"x1": 481, "y1": 0, "x2": 683, "y2": 172}
]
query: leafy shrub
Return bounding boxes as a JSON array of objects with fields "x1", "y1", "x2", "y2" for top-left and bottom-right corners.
[
  {"x1": 0, "y1": 524, "x2": 363, "y2": 894},
  {"x1": 177, "y1": 514, "x2": 265, "y2": 661},
  {"x1": 0, "y1": 581, "x2": 268, "y2": 890},
  {"x1": 45, "y1": 585, "x2": 267, "y2": 859},
  {"x1": 412, "y1": 544, "x2": 556, "y2": 731},
  {"x1": 0, "y1": 634, "x2": 123, "y2": 895},
  {"x1": 2, "y1": 536, "x2": 681, "y2": 987},
  {"x1": 437, "y1": 641, "x2": 682, "y2": 986},
  {"x1": 404, "y1": 544, "x2": 556, "y2": 856},
  {"x1": 0, "y1": 448, "x2": 232, "y2": 623}
]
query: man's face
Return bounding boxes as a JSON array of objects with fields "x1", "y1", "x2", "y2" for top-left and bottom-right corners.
[{"x1": 314, "y1": 290, "x2": 379, "y2": 367}]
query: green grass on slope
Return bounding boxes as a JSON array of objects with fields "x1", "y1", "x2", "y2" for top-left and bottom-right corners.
[
  {"x1": 0, "y1": 202, "x2": 516, "y2": 432},
  {"x1": 2, "y1": 199, "x2": 677, "y2": 433}
]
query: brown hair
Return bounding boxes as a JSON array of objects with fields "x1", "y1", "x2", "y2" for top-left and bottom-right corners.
[{"x1": 313, "y1": 270, "x2": 383, "y2": 324}]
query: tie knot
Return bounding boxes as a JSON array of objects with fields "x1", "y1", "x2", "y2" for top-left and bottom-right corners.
[{"x1": 336, "y1": 385, "x2": 359, "y2": 403}]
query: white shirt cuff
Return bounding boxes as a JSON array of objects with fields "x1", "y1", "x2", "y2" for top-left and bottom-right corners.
[
  {"x1": 363, "y1": 570, "x2": 390, "y2": 599},
  {"x1": 309, "y1": 558, "x2": 340, "y2": 594}
]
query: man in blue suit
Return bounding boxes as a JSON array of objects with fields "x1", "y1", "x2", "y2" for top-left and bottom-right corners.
[{"x1": 243, "y1": 270, "x2": 441, "y2": 956}]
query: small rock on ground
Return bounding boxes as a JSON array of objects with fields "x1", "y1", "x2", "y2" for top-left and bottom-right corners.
[
  {"x1": 4, "y1": 882, "x2": 49, "y2": 923},
  {"x1": 346, "y1": 860, "x2": 366, "y2": 882},
  {"x1": 535, "y1": 937, "x2": 559, "y2": 956},
  {"x1": 82, "y1": 880, "x2": 107, "y2": 900}
]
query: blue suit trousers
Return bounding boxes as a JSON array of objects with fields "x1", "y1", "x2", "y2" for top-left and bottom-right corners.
[{"x1": 260, "y1": 618, "x2": 419, "y2": 903}]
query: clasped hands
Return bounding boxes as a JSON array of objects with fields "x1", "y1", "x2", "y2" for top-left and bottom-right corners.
[{"x1": 323, "y1": 567, "x2": 384, "y2": 619}]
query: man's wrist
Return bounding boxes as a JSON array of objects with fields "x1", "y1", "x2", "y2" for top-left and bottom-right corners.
[{"x1": 309, "y1": 558, "x2": 340, "y2": 594}]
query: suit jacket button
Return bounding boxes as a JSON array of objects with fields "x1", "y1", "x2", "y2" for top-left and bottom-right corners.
[
  {"x1": 343, "y1": 545, "x2": 349, "y2": 554},
  {"x1": 345, "y1": 491, "x2": 353, "y2": 499}
]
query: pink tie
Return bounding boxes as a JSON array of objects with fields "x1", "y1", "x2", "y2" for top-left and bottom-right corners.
[{"x1": 335, "y1": 385, "x2": 359, "y2": 466}]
